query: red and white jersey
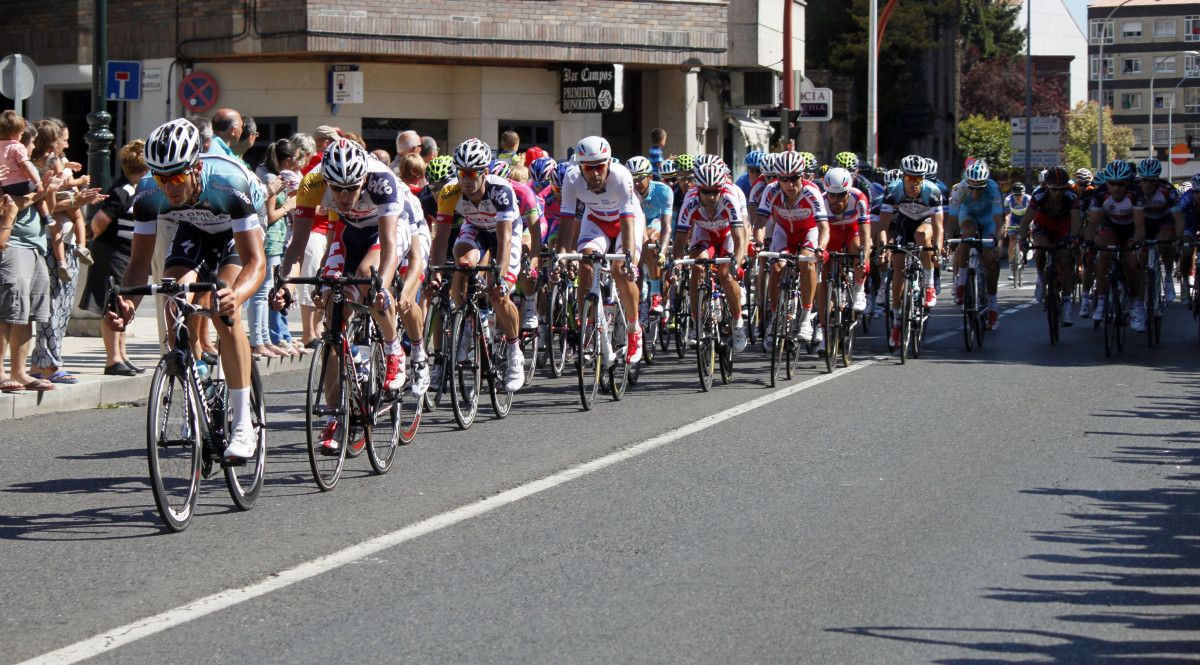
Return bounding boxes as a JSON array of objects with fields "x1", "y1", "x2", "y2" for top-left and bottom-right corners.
[
  {"x1": 757, "y1": 180, "x2": 829, "y2": 234},
  {"x1": 559, "y1": 162, "x2": 639, "y2": 231},
  {"x1": 676, "y1": 185, "x2": 746, "y2": 235},
  {"x1": 825, "y1": 187, "x2": 869, "y2": 227},
  {"x1": 748, "y1": 178, "x2": 772, "y2": 218}
]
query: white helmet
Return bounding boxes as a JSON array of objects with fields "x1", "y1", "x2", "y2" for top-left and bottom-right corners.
[
  {"x1": 823, "y1": 167, "x2": 854, "y2": 194},
  {"x1": 145, "y1": 119, "x2": 201, "y2": 174},
  {"x1": 693, "y1": 161, "x2": 727, "y2": 188},
  {"x1": 575, "y1": 136, "x2": 611, "y2": 164},
  {"x1": 625, "y1": 156, "x2": 652, "y2": 177},
  {"x1": 321, "y1": 139, "x2": 369, "y2": 187},
  {"x1": 776, "y1": 151, "x2": 805, "y2": 177},
  {"x1": 453, "y1": 138, "x2": 492, "y2": 171},
  {"x1": 963, "y1": 159, "x2": 990, "y2": 184},
  {"x1": 900, "y1": 154, "x2": 927, "y2": 177}
]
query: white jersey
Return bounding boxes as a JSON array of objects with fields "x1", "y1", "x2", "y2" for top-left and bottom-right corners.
[{"x1": 559, "y1": 162, "x2": 640, "y2": 230}]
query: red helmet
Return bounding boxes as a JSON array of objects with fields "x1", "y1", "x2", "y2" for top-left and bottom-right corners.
[
  {"x1": 1044, "y1": 166, "x2": 1069, "y2": 188},
  {"x1": 523, "y1": 145, "x2": 547, "y2": 168}
]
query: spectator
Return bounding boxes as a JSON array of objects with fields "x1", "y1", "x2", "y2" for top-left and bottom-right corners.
[
  {"x1": 419, "y1": 136, "x2": 438, "y2": 163},
  {"x1": 0, "y1": 110, "x2": 42, "y2": 199},
  {"x1": 497, "y1": 130, "x2": 521, "y2": 167},
  {"x1": 191, "y1": 116, "x2": 214, "y2": 153},
  {"x1": 248, "y1": 139, "x2": 300, "y2": 358},
  {"x1": 395, "y1": 130, "x2": 420, "y2": 158},
  {"x1": 231, "y1": 115, "x2": 258, "y2": 159},
  {"x1": 283, "y1": 125, "x2": 342, "y2": 348},
  {"x1": 648, "y1": 128, "x2": 666, "y2": 179},
  {"x1": 79, "y1": 140, "x2": 147, "y2": 376},
  {"x1": 306, "y1": 125, "x2": 339, "y2": 174},
  {"x1": 30, "y1": 119, "x2": 105, "y2": 384},
  {"x1": 208, "y1": 108, "x2": 242, "y2": 157},
  {"x1": 371, "y1": 149, "x2": 391, "y2": 165},
  {"x1": 0, "y1": 151, "x2": 62, "y2": 393},
  {"x1": 397, "y1": 153, "x2": 425, "y2": 195}
]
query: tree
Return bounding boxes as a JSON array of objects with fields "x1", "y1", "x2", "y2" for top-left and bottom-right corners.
[
  {"x1": 959, "y1": 47, "x2": 1069, "y2": 119},
  {"x1": 1063, "y1": 101, "x2": 1136, "y2": 172},
  {"x1": 957, "y1": 114, "x2": 1012, "y2": 171},
  {"x1": 958, "y1": 0, "x2": 1024, "y2": 60}
]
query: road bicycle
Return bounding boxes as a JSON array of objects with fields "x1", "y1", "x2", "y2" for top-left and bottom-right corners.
[
  {"x1": 544, "y1": 252, "x2": 576, "y2": 379},
  {"x1": 885, "y1": 243, "x2": 936, "y2": 364},
  {"x1": 1095, "y1": 245, "x2": 1132, "y2": 358},
  {"x1": 759, "y1": 251, "x2": 816, "y2": 387},
  {"x1": 675, "y1": 256, "x2": 733, "y2": 391},
  {"x1": 559, "y1": 252, "x2": 635, "y2": 409},
  {"x1": 947, "y1": 237, "x2": 993, "y2": 352},
  {"x1": 1039, "y1": 238, "x2": 1074, "y2": 345},
  {"x1": 276, "y1": 267, "x2": 412, "y2": 491},
  {"x1": 107, "y1": 275, "x2": 265, "y2": 532},
  {"x1": 1143, "y1": 239, "x2": 1169, "y2": 348},
  {"x1": 822, "y1": 250, "x2": 861, "y2": 372},
  {"x1": 665, "y1": 263, "x2": 693, "y2": 359},
  {"x1": 637, "y1": 241, "x2": 664, "y2": 367}
]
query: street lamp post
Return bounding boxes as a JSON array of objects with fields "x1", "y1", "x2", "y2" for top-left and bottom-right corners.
[
  {"x1": 1148, "y1": 50, "x2": 1200, "y2": 158},
  {"x1": 867, "y1": 0, "x2": 878, "y2": 167},
  {"x1": 1024, "y1": 0, "x2": 1032, "y2": 187},
  {"x1": 1166, "y1": 74, "x2": 1197, "y2": 181},
  {"x1": 1096, "y1": 0, "x2": 1162, "y2": 168},
  {"x1": 85, "y1": 0, "x2": 114, "y2": 192}
]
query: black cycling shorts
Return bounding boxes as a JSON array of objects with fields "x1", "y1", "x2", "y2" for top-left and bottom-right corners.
[{"x1": 165, "y1": 224, "x2": 242, "y2": 272}]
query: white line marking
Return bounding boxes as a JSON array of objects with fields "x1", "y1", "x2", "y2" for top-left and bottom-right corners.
[{"x1": 16, "y1": 362, "x2": 873, "y2": 665}]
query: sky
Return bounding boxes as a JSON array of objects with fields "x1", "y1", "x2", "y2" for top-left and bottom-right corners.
[{"x1": 1064, "y1": 0, "x2": 1089, "y2": 30}]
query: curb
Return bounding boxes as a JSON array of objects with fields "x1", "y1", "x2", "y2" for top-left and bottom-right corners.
[{"x1": 0, "y1": 353, "x2": 309, "y2": 422}]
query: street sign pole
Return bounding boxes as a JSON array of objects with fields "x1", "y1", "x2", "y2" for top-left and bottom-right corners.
[{"x1": 86, "y1": 0, "x2": 115, "y2": 191}]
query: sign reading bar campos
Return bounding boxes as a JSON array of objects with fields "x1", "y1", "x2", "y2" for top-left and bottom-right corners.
[{"x1": 560, "y1": 64, "x2": 624, "y2": 113}]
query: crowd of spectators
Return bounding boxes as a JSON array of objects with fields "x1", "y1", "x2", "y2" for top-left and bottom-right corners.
[{"x1": 0, "y1": 105, "x2": 440, "y2": 392}]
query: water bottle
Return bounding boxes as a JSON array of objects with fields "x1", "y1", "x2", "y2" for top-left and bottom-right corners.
[
  {"x1": 195, "y1": 360, "x2": 210, "y2": 383},
  {"x1": 600, "y1": 302, "x2": 616, "y2": 366},
  {"x1": 479, "y1": 313, "x2": 493, "y2": 346},
  {"x1": 352, "y1": 345, "x2": 370, "y2": 382}
]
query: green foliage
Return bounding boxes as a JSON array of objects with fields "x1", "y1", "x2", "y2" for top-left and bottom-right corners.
[
  {"x1": 957, "y1": 114, "x2": 1012, "y2": 170},
  {"x1": 958, "y1": 0, "x2": 1025, "y2": 60},
  {"x1": 1064, "y1": 101, "x2": 1136, "y2": 171}
]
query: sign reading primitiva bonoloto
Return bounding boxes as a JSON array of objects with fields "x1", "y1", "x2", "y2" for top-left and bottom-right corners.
[{"x1": 560, "y1": 64, "x2": 624, "y2": 113}]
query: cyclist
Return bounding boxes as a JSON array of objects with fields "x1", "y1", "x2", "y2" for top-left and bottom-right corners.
[
  {"x1": 736, "y1": 150, "x2": 765, "y2": 199},
  {"x1": 798, "y1": 152, "x2": 820, "y2": 191},
  {"x1": 834, "y1": 151, "x2": 874, "y2": 205},
  {"x1": 879, "y1": 154, "x2": 944, "y2": 348},
  {"x1": 822, "y1": 167, "x2": 871, "y2": 313},
  {"x1": 489, "y1": 159, "x2": 545, "y2": 330},
  {"x1": 674, "y1": 158, "x2": 750, "y2": 352},
  {"x1": 1073, "y1": 167, "x2": 1093, "y2": 195},
  {"x1": 949, "y1": 160, "x2": 1003, "y2": 329},
  {"x1": 558, "y1": 136, "x2": 645, "y2": 364},
  {"x1": 1136, "y1": 157, "x2": 1184, "y2": 303},
  {"x1": 1180, "y1": 174, "x2": 1200, "y2": 303},
  {"x1": 106, "y1": 118, "x2": 266, "y2": 461},
  {"x1": 430, "y1": 138, "x2": 526, "y2": 391},
  {"x1": 1003, "y1": 182, "x2": 1030, "y2": 282},
  {"x1": 1023, "y1": 166, "x2": 1081, "y2": 326},
  {"x1": 1088, "y1": 160, "x2": 1147, "y2": 331},
  {"x1": 627, "y1": 155, "x2": 673, "y2": 313},
  {"x1": 759, "y1": 151, "x2": 829, "y2": 350}
]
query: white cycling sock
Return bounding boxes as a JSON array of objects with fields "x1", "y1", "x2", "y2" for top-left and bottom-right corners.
[
  {"x1": 386, "y1": 337, "x2": 402, "y2": 355},
  {"x1": 410, "y1": 338, "x2": 426, "y2": 362},
  {"x1": 229, "y1": 387, "x2": 252, "y2": 428}
]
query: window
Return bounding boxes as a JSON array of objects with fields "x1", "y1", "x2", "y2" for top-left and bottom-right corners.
[
  {"x1": 1154, "y1": 56, "x2": 1176, "y2": 74},
  {"x1": 1122, "y1": 57, "x2": 1142, "y2": 75},
  {"x1": 1090, "y1": 54, "x2": 1115, "y2": 80},
  {"x1": 1120, "y1": 92, "x2": 1142, "y2": 110},
  {"x1": 1090, "y1": 19, "x2": 1114, "y2": 44},
  {"x1": 1187, "y1": 87, "x2": 1200, "y2": 113},
  {"x1": 1188, "y1": 16, "x2": 1200, "y2": 42},
  {"x1": 1155, "y1": 92, "x2": 1175, "y2": 110},
  {"x1": 1091, "y1": 88, "x2": 1115, "y2": 107},
  {"x1": 1186, "y1": 124, "x2": 1200, "y2": 146},
  {"x1": 497, "y1": 120, "x2": 554, "y2": 153},
  {"x1": 1122, "y1": 21, "x2": 1142, "y2": 38},
  {"x1": 1154, "y1": 19, "x2": 1176, "y2": 37},
  {"x1": 360, "y1": 118, "x2": 449, "y2": 157},
  {"x1": 1187, "y1": 55, "x2": 1200, "y2": 77},
  {"x1": 1131, "y1": 127, "x2": 1146, "y2": 147},
  {"x1": 1154, "y1": 128, "x2": 1172, "y2": 145}
]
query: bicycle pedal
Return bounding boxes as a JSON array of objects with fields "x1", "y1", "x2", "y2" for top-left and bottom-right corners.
[{"x1": 221, "y1": 457, "x2": 248, "y2": 468}]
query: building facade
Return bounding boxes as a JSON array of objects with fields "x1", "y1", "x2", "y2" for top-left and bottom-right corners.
[
  {"x1": 1022, "y1": 0, "x2": 1089, "y2": 107},
  {"x1": 1088, "y1": 0, "x2": 1200, "y2": 180},
  {"x1": 0, "y1": 0, "x2": 805, "y2": 176}
]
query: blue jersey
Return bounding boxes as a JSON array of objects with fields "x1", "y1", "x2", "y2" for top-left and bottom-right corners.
[
  {"x1": 1181, "y1": 190, "x2": 1199, "y2": 232},
  {"x1": 639, "y1": 181, "x2": 674, "y2": 230},
  {"x1": 132, "y1": 154, "x2": 265, "y2": 236},
  {"x1": 735, "y1": 172, "x2": 752, "y2": 198},
  {"x1": 952, "y1": 180, "x2": 1003, "y2": 223},
  {"x1": 880, "y1": 179, "x2": 944, "y2": 222}
]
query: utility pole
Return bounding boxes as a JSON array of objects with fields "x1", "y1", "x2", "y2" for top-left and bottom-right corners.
[
  {"x1": 783, "y1": 0, "x2": 794, "y2": 149},
  {"x1": 85, "y1": 0, "x2": 114, "y2": 191},
  {"x1": 868, "y1": 0, "x2": 878, "y2": 166},
  {"x1": 1024, "y1": 0, "x2": 1033, "y2": 187}
]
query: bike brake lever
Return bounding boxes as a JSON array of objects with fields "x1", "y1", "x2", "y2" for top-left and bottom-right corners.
[{"x1": 213, "y1": 279, "x2": 236, "y2": 327}]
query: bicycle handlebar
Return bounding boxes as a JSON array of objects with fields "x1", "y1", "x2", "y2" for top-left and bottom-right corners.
[
  {"x1": 756, "y1": 251, "x2": 817, "y2": 263},
  {"x1": 946, "y1": 238, "x2": 996, "y2": 249},
  {"x1": 674, "y1": 257, "x2": 733, "y2": 267},
  {"x1": 107, "y1": 277, "x2": 234, "y2": 327}
]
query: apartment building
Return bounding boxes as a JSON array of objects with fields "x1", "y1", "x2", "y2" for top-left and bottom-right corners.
[
  {"x1": 0, "y1": 0, "x2": 803, "y2": 168},
  {"x1": 1088, "y1": 0, "x2": 1200, "y2": 179}
]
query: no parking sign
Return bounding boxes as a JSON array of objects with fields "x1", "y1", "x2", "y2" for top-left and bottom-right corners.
[{"x1": 178, "y1": 71, "x2": 219, "y2": 114}]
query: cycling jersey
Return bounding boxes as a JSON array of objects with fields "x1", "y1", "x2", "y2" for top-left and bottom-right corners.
[
  {"x1": 1142, "y1": 183, "x2": 1182, "y2": 220},
  {"x1": 677, "y1": 185, "x2": 744, "y2": 258},
  {"x1": 748, "y1": 178, "x2": 771, "y2": 224},
  {"x1": 321, "y1": 160, "x2": 403, "y2": 229},
  {"x1": 295, "y1": 169, "x2": 331, "y2": 235},
  {"x1": 1091, "y1": 188, "x2": 1146, "y2": 244},
  {"x1": 824, "y1": 187, "x2": 869, "y2": 251},
  {"x1": 852, "y1": 173, "x2": 874, "y2": 206},
  {"x1": 1027, "y1": 188, "x2": 1078, "y2": 243},
  {"x1": 538, "y1": 185, "x2": 561, "y2": 244},
  {"x1": 559, "y1": 162, "x2": 639, "y2": 234},
  {"x1": 880, "y1": 179, "x2": 943, "y2": 244},
  {"x1": 638, "y1": 180, "x2": 674, "y2": 233},
  {"x1": 132, "y1": 154, "x2": 265, "y2": 236},
  {"x1": 510, "y1": 178, "x2": 542, "y2": 225},
  {"x1": 951, "y1": 180, "x2": 1003, "y2": 237},
  {"x1": 436, "y1": 174, "x2": 520, "y2": 232},
  {"x1": 1004, "y1": 193, "x2": 1030, "y2": 231},
  {"x1": 323, "y1": 162, "x2": 426, "y2": 277},
  {"x1": 1182, "y1": 189, "x2": 1200, "y2": 234},
  {"x1": 758, "y1": 179, "x2": 828, "y2": 253}
]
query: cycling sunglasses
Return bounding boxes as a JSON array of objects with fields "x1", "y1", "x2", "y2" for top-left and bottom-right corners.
[
  {"x1": 699, "y1": 187, "x2": 722, "y2": 196},
  {"x1": 153, "y1": 169, "x2": 192, "y2": 187},
  {"x1": 580, "y1": 161, "x2": 608, "y2": 173},
  {"x1": 827, "y1": 190, "x2": 848, "y2": 199},
  {"x1": 458, "y1": 168, "x2": 485, "y2": 179},
  {"x1": 779, "y1": 175, "x2": 802, "y2": 184},
  {"x1": 967, "y1": 180, "x2": 988, "y2": 189},
  {"x1": 328, "y1": 182, "x2": 362, "y2": 194}
]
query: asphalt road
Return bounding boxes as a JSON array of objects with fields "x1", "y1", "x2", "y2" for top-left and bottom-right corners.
[{"x1": 3, "y1": 282, "x2": 1199, "y2": 664}]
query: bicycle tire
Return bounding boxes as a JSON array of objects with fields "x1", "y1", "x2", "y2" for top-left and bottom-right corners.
[
  {"x1": 1045, "y1": 262, "x2": 1060, "y2": 345},
  {"x1": 364, "y1": 340, "x2": 402, "y2": 474},
  {"x1": 547, "y1": 280, "x2": 570, "y2": 378},
  {"x1": 224, "y1": 363, "x2": 266, "y2": 510},
  {"x1": 420, "y1": 298, "x2": 447, "y2": 412},
  {"x1": 975, "y1": 268, "x2": 987, "y2": 350},
  {"x1": 146, "y1": 360, "x2": 203, "y2": 532},
  {"x1": 769, "y1": 309, "x2": 786, "y2": 387},
  {"x1": 448, "y1": 310, "x2": 480, "y2": 429},
  {"x1": 841, "y1": 296, "x2": 856, "y2": 368},
  {"x1": 784, "y1": 299, "x2": 798, "y2": 380},
  {"x1": 577, "y1": 296, "x2": 601, "y2": 410},
  {"x1": 305, "y1": 340, "x2": 348, "y2": 491},
  {"x1": 1146, "y1": 264, "x2": 1157, "y2": 348},
  {"x1": 1115, "y1": 287, "x2": 1126, "y2": 353},
  {"x1": 823, "y1": 277, "x2": 837, "y2": 374},
  {"x1": 718, "y1": 300, "x2": 733, "y2": 385},
  {"x1": 697, "y1": 284, "x2": 715, "y2": 392},
  {"x1": 963, "y1": 268, "x2": 976, "y2": 351},
  {"x1": 487, "y1": 339, "x2": 513, "y2": 419},
  {"x1": 899, "y1": 280, "x2": 912, "y2": 364},
  {"x1": 673, "y1": 285, "x2": 691, "y2": 359}
]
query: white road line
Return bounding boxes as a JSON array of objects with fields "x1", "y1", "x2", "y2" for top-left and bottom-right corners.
[{"x1": 16, "y1": 361, "x2": 874, "y2": 665}]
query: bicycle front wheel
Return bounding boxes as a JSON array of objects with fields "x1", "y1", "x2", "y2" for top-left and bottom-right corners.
[
  {"x1": 305, "y1": 341, "x2": 348, "y2": 491},
  {"x1": 963, "y1": 269, "x2": 976, "y2": 351},
  {"x1": 899, "y1": 282, "x2": 913, "y2": 364},
  {"x1": 822, "y1": 280, "x2": 838, "y2": 374},
  {"x1": 449, "y1": 310, "x2": 481, "y2": 429},
  {"x1": 547, "y1": 280, "x2": 570, "y2": 378},
  {"x1": 487, "y1": 341, "x2": 514, "y2": 419},
  {"x1": 769, "y1": 309, "x2": 787, "y2": 387},
  {"x1": 365, "y1": 340, "x2": 402, "y2": 474},
  {"x1": 696, "y1": 289, "x2": 715, "y2": 392},
  {"x1": 146, "y1": 360, "x2": 203, "y2": 532},
  {"x1": 224, "y1": 363, "x2": 266, "y2": 510},
  {"x1": 577, "y1": 296, "x2": 602, "y2": 410},
  {"x1": 422, "y1": 299, "x2": 449, "y2": 412}
]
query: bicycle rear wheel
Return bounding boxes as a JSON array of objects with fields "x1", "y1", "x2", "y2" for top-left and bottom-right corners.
[
  {"x1": 224, "y1": 364, "x2": 266, "y2": 510},
  {"x1": 547, "y1": 280, "x2": 571, "y2": 378},
  {"x1": 673, "y1": 288, "x2": 691, "y2": 359},
  {"x1": 146, "y1": 359, "x2": 203, "y2": 532},
  {"x1": 577, "y1": 296, "x2": 602, "y2": 410},
  {"x1": 769, "y1": 309, "x2": 787, "y2": 387},
  {"x1": 305, "y1": 341, "x2": 348, "y2": 491},
  {"x1": 718, "y1": 301, "x2": 733, "y2": 385},
  {"x1": 899, "y1": 282, "x2": 913, "y2": 364},
  {"x1": 448, "y1": 310, "x2": 481, "y2": 429},
  {"x1": 609, "y1": 308, "x2": 630, "y2": 400},
  {"x1": 487, "y1": 341, "x2": 513, "y2": 419},
  {"x1": 823, "y1": 280, "x2": 838, "y2": 374},
  {"x1": 364, "y1": 341, "x2": 402, "y2": 474},
  {"x1": 1045, "y1": 263, "x2": 1060, "y2": 345},
  {"x1": 841, "y1": 300, "x2": 856, "y2": 367}
]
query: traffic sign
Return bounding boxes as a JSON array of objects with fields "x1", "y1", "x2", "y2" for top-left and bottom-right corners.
[
  {"x1": 106, "y1": 60, "x2": 142, "y2": 101},
  {"x1": 1011, "y1": 150, "x2": 1061, "y2": 169},
  {"x1": 797, "y1": 88, "x2": 833, "y2": 122},
  {"x1": 1011, "y1": 117, "x2": 1060, "y2": 134},
  {"x1": 1171, "y1": 143, "x2": 1191, "y2": 166},
  {"x1": 0, "y1": 54, "x2": 38, "y2": 102},
  {"x1": 178, "y1": 71, "x2": 219, "y2": 114}
]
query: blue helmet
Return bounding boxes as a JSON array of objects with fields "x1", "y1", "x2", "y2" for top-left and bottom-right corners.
[
  {"x1": 745, "y1": 150, "x2": 766, "y2": 169},
  {"x1": 1192, "y1": 172, "x2": 1200, "y2": 188},
  {"x1": 550, "y1": 161, "x2": 574, "y2": 188},
  {"x1": 488, "y1": 159, "x2": 511, "y2": 179},
  {"x1": 1102, "y1": 160, "x2": 1133, "y2": 183},
  {"x1": 530, "y1": 156, "x2": 557, "y2": 186},
  {"x1": 1136, "y1": 157, "x2": 1162, "y2": 180}
]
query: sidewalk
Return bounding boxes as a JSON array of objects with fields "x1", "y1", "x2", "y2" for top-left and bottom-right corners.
[{"x1": 0, "y1": 305, "x2": 310, "y2": 422}]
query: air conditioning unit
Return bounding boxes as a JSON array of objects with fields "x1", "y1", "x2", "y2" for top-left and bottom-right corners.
[{"x1": 730, "y1": 71, "x2": 780, "y2": 109}]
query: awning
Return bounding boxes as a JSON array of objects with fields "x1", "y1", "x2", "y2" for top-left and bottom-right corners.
[{"x1": 726, "y1": 110, "x2": 774, "y2": 152}]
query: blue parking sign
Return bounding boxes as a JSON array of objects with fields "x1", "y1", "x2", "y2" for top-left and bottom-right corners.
[{"x1": 106, "y1": 60, "x2": 141, "y2": 101}]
